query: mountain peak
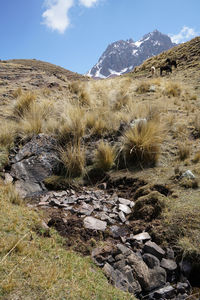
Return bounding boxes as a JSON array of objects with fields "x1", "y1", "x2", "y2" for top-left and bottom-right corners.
[{"x1": 87, "y1": 30, "x2": 176, "y2": 78}]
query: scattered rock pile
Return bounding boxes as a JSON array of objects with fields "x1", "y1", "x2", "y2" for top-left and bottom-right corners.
[
  {"x1": 38, "y1": 188, "x2": 192, "y2": 299},
  {"x1": 38, "y1": 187, "x2": 135, "y2": 227},
  {"x1": 92, "y1": 240, "x2": 191, "y2": 300}
]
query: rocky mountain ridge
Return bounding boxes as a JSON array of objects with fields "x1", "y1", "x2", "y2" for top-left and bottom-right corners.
[{"x1": 87, "y1": 30, "x2": 176, "y2": 78}]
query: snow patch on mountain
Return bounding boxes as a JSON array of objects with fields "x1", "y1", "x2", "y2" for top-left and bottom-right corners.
[{"x1": 87, "y1": 30, "x2": 176, "y2": 79}]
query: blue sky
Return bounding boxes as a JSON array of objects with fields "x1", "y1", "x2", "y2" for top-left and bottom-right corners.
[{"x1": 0, "y1": 0, "x2": 199, "y2": 74}]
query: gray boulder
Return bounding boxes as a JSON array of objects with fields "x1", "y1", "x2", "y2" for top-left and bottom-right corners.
[
  {"x1": 83, "y1": 216, "x2": 107, "y2": 231},
  {"x1": 143, "y1": 241, "x2": 165, "y2": 260},
  {"x1": 127, "y1": 253, "x2": 150, "y2": 290},
  {"x1": 10, "y1": 134, "x2": 60, "y2": 197}
]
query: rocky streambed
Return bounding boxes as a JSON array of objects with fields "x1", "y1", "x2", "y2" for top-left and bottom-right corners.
[
  {"x1": 4, "y1": 133, "x2": 200, "y2": 299},
  {"x1": 30, "y1": 187, "x2": 197, "y2": 300}
]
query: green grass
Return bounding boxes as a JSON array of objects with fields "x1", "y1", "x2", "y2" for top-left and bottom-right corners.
[
  {"x1": 163, "y1": 192, "x2": 200, "y2": 262},
  {"x1": 0, "y1": 183, "x2": 135, "y2": 300}
]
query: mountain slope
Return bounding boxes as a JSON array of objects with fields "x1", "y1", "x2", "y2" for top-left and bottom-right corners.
[
  {"x1": 129, "y1": 36, "x2": 200, "y2": 83},
  {"x1": 7, "y1": 59, "x2": 87, "y2": 82},
  {"x1": 87, "y1": 30, "x2": 176, "y2": 78}
]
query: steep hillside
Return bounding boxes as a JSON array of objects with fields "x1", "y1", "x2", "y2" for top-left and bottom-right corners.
[{"x1": 130, "y1": 36, "x2": 200, "y2": 83}]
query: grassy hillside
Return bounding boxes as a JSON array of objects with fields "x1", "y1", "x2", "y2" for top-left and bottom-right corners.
[{"x1": 0, "y1": 36, "x2": 200, "y2": 298}]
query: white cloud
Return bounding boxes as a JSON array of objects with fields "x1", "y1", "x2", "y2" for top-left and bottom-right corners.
[
  {"x1": 79, "y1": 0, "x2": 99, "y2": 7},
  {"x1": 42, "y1": 0, "x2": 102, "y2": 33},
  {"x1": 42, "y1": 0, "x2": 74, "y2": 34},
  {"x1": 170, "y1": 26, "x2": 199, "y2": 44}
]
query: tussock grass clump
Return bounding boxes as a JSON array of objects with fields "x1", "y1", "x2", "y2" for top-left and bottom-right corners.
[
  {"x1": 163, "y1": 82, "x2": 182, "y2": 97},
  {"x1": 14, "y1": 91, "x2": 36, "y2": 116},
  {"x1": 136, "y1": 81, "x2": 150, "y2": 94},
  {"x1": 60, "y1": 145, "x2": 85, "y2": 178},
  {"x1": 112, "y1": 92, "x2": 130, "y2": 111},
  {"x1": 0, "y1": 122, "x2": 16, "y2": 149},
  {"x1": 44, "y1": 175, "x2": 73, "y2": 190},
  {"x1": 69, "y1": 80, "x2": 81, "y2": 94},
  {"x1": 2, "y1": 183, "x2": 22, "y2": 205},
  {"x1": 178, "y1": 141, "x2": 190, "y2": 161},
  {"x1": 57, "y1": 106, "x2": 85, "y2": 145},
  {"x1": 18, "y1": 100, "x2": 55, "y2": 139},
  {"x1": 12, "y1": 87, "x2": 22, "y2": 98},
  {"x1": 85, "y1": 111, "x2": 114, "y2": 136},
  {"x1": 192, "y1": 114, "x2": 200, "y2": 138},
  {"x1": 18, "y1": 104, "x2": 43, "y2": 139},
  {"x1": 192, "y1": 151, "x2": 200, "y2": 163},
  {"x1": 0, "y1": 147, "x2": 9, "y2": 171},
  {"x1": 94, "y1": 141, "x2": 116, "y2": 171},
  {"x1": 78, "y1": 90, "x2": 91, "y2": 106},
  {"x1": 122, "y1": 120, "x2": 164, "y2": 166}
]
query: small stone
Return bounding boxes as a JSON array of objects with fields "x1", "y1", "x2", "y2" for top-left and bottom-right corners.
[
  {"x1": 78, "y1": 202, "x2": 94, "y2": 216},
  {"x1": 118, "y1": 197, "x2": 131, "y2": 206},
  {"x1": 130, "y1": 201, "x2": 135, "y2": 208},
  {"x1": 149, "y1": 85, "x2": 156, "y2": 92},
  {"x1": 38, "y1": 201, "x2": 49, "y2": 206},
  {"x1": 92, "y1": 201, "x2": 101, "y2": 210},
  {"x1": 117, "y1": 244, "x2": 132, "y2": 256},
  {"x1": 166, "y1": 248, "x2": 175, "y2": 260},
  {"x1": 40, "y1": 194, "x2": 50, "y2": 202},
  {"x1": 143, "y1": 253, "x2": 160, "y2": 269},
  {"x1": 160, "y1": 258, "x2": 177, "y2": 272},
  {"x1": 113, "y1": 259, "x2": 126, "y2": 271},
  {"x1": 84, "y1": 216, "x2": 107, "y2": 231},
  {"x1": 118, "y1": 204, "x2": 132, "y2": 214},
  {"x1": 109, "y1": 225, "x2": 128, "y2": 238},
  {"x1": 118, "y1": 211, "x2": 126, "y2": 223},
  {"x1": 4, "y1": 173, "x2": 13, "y2": 184},
  {"x1": 103, "y1": 262, "x2": 115, "y2": 278},
  {"x1": 144, "y1": 241, "x2": 165, "y2": 260},
  {"x1": 49, "y1": 199, "x2": 62, "y2": 207},
  {"x1": 121, "y1": 236, "x2": 126, "y2": 243},
  {"x1": 181, "y1": 170, "x2": 195, "y2": 179},
  {"x1": 115, "y1": 254, "x2": 124, "y2": 261},
  {"x1": 109, "y1": 213, "x2": 118, "y2": 219},
  {"x1": 127, "y1": 252, "x2": 150, "y2": 290},
  {"x1": 176, "y1": 282, "x2": 190, "y2": 294},
  {"x1": 153, "y1": 285, "x2": 175, "y2": 299},
  {"x1": 148, "y1": 266, "x2": 167, "y2": 291},
  {"x1": 132, "y1": 232, "x2": 151, "y2": 241},
  {"x1": 64, "y1": 197, "x2": 77, "y2": 204}
]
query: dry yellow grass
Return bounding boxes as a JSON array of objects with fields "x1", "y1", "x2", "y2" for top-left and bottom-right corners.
[
  {"x1": 59, "y1": 145, "x2": 85, "y2": 178},
  {"x1": 177, "y1": 141, "x2": 191, "y2": 161},
  {"x1": 135, "y1": 81, "x2": 150, "y2": 94},
  {"x1": 163, "y1": 82, "x2": 182, "y2": 97},
  {"x1": 14, "y1": 91, "x2": 36, "y2": 116},
  {"x1": 12, "y1": 87, "x2": 22, "y2": 98},
  {"x1": 94, "y1": 141, "x2": 116, "y2": 171},
  {"x1": 0, "y1": 121, "x2": 16, "y2": 149},
  {"x1": 122, "y1": 120, "x2": 164, "y2": 166}
]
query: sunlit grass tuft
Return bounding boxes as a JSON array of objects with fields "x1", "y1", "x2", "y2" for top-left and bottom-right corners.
[
  {"x1": 122, "y1": 120, "x2": 164, "y2": 166},
  {"x1": 94, "y1": 141, "x2": 116, "y2": 171}
]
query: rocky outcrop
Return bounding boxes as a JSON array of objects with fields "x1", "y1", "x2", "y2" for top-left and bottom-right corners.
[{"x1": 10, "y1": 134, "x2": 60, "y2": 197}]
